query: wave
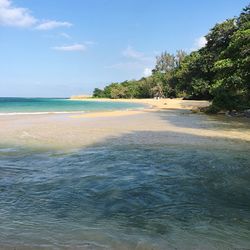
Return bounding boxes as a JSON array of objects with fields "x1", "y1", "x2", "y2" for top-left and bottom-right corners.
[
  {"x1": 0, "y1": 107, "x2": 146, "y2": 116},
  {"x1": 0, "y1": 111, "x2": 87, "y2": 116}
]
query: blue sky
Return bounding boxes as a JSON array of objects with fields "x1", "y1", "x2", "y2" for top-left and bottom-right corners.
[{"x1": 0, "y1": 0, "x2": 249, "y2": 97}]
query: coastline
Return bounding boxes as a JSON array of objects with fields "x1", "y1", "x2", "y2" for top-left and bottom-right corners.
[
  {"x1": 70, "y1": 97, "x2": 210, "y2": 111},
  {"x1": 0, "y1": 98, "x2": 249, "y2": 150}
]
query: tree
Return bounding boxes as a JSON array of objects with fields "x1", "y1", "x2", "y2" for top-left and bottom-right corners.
[
  {"x1": 205, "y1": 19, "x2": 237, "y2": 56},
  {"x1": 154, "y1": 51, "x2": 176, "y2": 73},
  {"x1": 93, "y1": 88, "x2": 105, "y2": 98},
  {"x1": 175, "y1": 50, "x2": 187, "y2": 67},
  {"x1": 209, "y1": 5, "x2": 250, "y2": 111},
  {"x1": 121, "y1": 80, "x2": 140, "y2": 98},
  {"x1": 150, "y1": 83, "x2": 165, "y2": 98},
  {"x1": 91, "y1": 5, "x2": 250, "y2": 112}
]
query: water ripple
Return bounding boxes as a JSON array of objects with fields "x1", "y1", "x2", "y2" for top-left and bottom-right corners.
[{"x1": 0, "y1": 144, "x2": 249, "y2": 249}]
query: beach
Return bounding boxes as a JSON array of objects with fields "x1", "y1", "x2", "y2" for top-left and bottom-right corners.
[
  {"x1": 2, "y1": 0, "x2": 249, "y2": 248},
  {"x1": 0, "y1": 98, "x2": 249, "y2": 150}
]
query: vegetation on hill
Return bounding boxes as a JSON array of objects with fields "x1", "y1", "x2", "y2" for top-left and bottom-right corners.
[{"x1": 93, "y1": 5, "x2": 250, "y2": 113}]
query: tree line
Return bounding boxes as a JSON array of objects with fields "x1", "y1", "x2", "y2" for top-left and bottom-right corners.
[{"x1": 93, "y1": 5, "x2": 250, "y2": 113}]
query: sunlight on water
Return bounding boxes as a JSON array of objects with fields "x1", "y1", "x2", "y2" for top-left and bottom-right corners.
[{"x1": 0, "y1": 140, "x2": 249, "y2": 249}]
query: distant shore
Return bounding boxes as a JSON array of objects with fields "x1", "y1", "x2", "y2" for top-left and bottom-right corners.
[{"x1": 70, "y1": 97, "x2": 210, "y2": 112}]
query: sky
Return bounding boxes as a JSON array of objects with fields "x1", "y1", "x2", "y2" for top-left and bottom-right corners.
[{"x1": 0, "y1": 0, "x2": 249, "y2": 97}]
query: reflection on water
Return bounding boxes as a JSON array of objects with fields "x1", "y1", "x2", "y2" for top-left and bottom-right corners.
[{"x1": 0, "y1": 139, "x2": 250, "y2": 249}]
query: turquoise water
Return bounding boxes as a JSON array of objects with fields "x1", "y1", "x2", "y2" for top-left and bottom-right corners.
[
  {"x1": 0, "y1": 97, "x2": 144, "y2": 114},
  {"x1": 0, "y1": 140, "x2": 250, "y2": 249}
]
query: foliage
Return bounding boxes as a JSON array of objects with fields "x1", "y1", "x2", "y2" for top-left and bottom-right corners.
[
  {"x1": 93, "y1": 88, "x2": 105, "y2": 98},
  {"x1": 154, "y1": 52, "x2": 176, "y2": 73},
  {"x1": 92, "y1": 5, "x2": 250, "y2": 112}
]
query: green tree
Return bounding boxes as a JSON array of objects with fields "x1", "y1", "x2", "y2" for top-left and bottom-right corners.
[
  {"x1": 93, "y1": 88, "x2": 105, "y2": 98},
  {"x1": 92, "y1": 5, "x2": 250, "y2": 112},
  {"x1": 209, "y1": 5, "x2": 250, "y2": 111},
  {"x1": 154, "y1": 51, "x2": 176, "y2": 73},
  {"x1": 175, "y1": 50, "x2": 187, "y2": 67}
]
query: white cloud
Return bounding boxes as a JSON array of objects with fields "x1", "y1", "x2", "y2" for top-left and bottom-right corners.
[
  {"x1": 60, "y1": 32, "x2": 72, "y2": 39},
  {"x1": 122, "y1": 46, "x2": 144, "y2": 59},
  {"x1": 52, "y1": 44, "x2": 86, "y2": 52},
  {"x1": 196, "y1": 36, "x2": 207, "y2": 48},
  {"x1": 36, "y1": 20, "x2": 72, "y2": 30},
  {"x1": 143, "y1": 67, "x2": 152, "y2": 77},
  {"x1": 84, "y1": 40, "x2": 97, "y2": 46},
  {"x1": 0, "y1": 0, "x2": 37, "y2": 27},
  {"x1": 192, "y1": 36, "x2": 207, "y2": 51},
  {"x1": 0, "y1": 0, "x2": 72, "y2": 30},
  {"x1": 121, "y1": 46, "x2": 154, "y2": 65},
  {"x1": 107, "y1": 46, "x2": 155, "y2": 78},
  {"x1": 0, "y1": 0, "x2": 9, "y2": 7}
]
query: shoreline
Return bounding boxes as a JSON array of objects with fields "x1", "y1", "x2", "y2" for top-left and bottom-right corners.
[
  {"x1": 0, "y1": 98, "x2": 249, "y2": 151},
  {"x1": 67, "y1": 98, "x2": 210, "y2": 119},
  {"x1": 70, "y1": 97, "x2": 210, "y2": 111},
  {"x1": 0, "y1": 98, "x2": 209, "y2": 117}
]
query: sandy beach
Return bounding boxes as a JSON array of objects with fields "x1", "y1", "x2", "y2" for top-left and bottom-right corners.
[
  {"x1": 70, "y1": 97, "x2": 210, "y2": 111},
  {"x1": 0, "y1": 98, "x2": 250, "y2": 151}
]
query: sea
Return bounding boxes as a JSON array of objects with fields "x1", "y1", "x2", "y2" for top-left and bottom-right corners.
[
  {"x1": 0, "y1": 97, "x2": 144, "y2": 115},
  {"x1": 0, "y1": 98, "x2": 249, "y2": 249}
]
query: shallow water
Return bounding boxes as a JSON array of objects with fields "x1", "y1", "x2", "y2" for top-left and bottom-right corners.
[
  {"x1": 0, "y1": 135, "x2": 250, "y2": 249},
  {"x1": 0, "y1": 98, "x2": 144, "y2": 114}
]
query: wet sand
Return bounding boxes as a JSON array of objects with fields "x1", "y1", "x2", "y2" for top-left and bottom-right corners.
[{"x1": 0, "y1": 98, "x2": 249, "y2": 150}]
